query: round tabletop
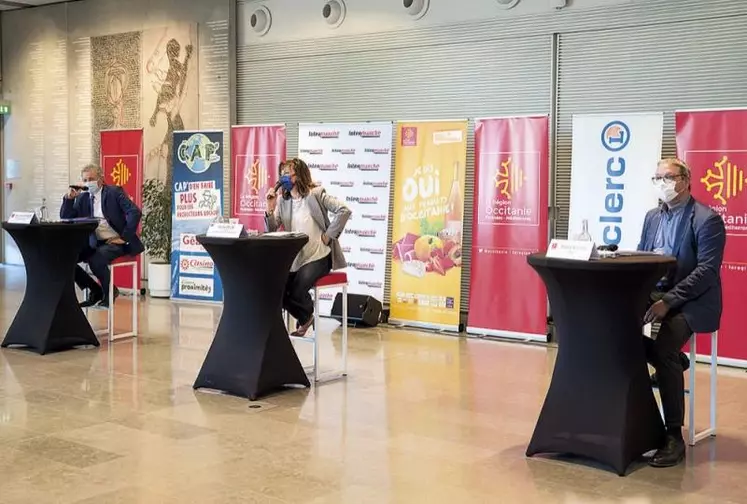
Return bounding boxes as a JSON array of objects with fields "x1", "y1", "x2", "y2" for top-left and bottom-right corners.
[{"x1": 527, "y1": 252, "x2": 676, "y2": 272}]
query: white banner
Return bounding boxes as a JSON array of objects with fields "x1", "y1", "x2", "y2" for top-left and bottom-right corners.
[
  {"x1": 298, "y1": 122, "x2": 393, "y2": 316},
  {"x1": 568, "y1": 113, "x2": 663, "y2": 250}
]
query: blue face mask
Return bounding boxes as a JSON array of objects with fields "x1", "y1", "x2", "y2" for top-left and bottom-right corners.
[
  {"x1": 85, "y1": 181, "x2": 101, "y2": 195},
  {"x1": 279, "y1": 174, "x2": 294, "y2": 192}
]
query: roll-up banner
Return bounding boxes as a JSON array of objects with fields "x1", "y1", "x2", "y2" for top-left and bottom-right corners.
[
  {"x1": 298, "y1": 122, "x2": 393, "y2": 315},
  {"x1": 467, "y1": 116, "x2": 549, "y2": 341},
  {"x1": 170, "y1": 130, "x2": 224, "y2": 302},
  {"x1": 676, "y1": 108, "x2": 747, "y2": 367},
  {"x1": 100, "y1": 128, "x2": 144, "y2": 292},
  {"x1": 231, "y1": 124, "x2": 286, "y2": 232},
  {"x1": 391, "y1": 120, "x2": 468, "y2": 331},
  {"x1": 568, "y1": 113, "x2": 663, "y2": 249}
]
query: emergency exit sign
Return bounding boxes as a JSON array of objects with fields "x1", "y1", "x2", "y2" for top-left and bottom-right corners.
[{"x1": 0, "y1": 102, "x2": 11, "y2": 115}]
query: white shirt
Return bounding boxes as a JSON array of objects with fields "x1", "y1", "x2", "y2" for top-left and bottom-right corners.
[
  {"x1": 91, "y1": 192, "x2": 119, "y2": 241},
  {"x1": 288, "y1": 196, "x2": 330, "y2": 272}
]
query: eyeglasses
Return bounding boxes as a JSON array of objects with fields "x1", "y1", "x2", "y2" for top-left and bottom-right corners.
[{"x1": 651, "y1": 174, "x2": 685, "y2": 183}]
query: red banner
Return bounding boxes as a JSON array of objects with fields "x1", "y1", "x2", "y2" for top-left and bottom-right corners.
[
  {"x1": 467, "y1": 116, "x2": 549, "y2": 340},
  {"x1": 100, "y1": 129, "x2": 143, "y2": 292},
  {"x1": 676, "y1": 109, "x2": 747, "y2": 364},
  {"x1": 231, "y1": 124, "x2": 286, "y2": 231}
]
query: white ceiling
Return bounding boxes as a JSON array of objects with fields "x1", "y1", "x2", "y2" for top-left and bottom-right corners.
[{"x1": 0, "y1": 0, "x2": 79, "y2": 11}]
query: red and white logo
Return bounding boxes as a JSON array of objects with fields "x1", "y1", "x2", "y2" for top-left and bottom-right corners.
[
  {"x1": 180, "y1": 233, "x2": 206, "y2": 253},
  {"x1": 179, "y1": 256, "x2": 214, "y2": 276}
]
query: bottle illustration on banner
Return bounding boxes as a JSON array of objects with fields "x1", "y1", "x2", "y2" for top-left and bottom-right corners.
[
  {"x1": 576, "y1": 219, "x2": 593, "y2": 241},
  {"x1": 444, "y1": 161, "x2": 463, "y2": 243}
]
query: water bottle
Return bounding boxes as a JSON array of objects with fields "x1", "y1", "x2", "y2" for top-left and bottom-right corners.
[
  {"x1": 577, "y1": 219, "x2": 592, "y2": 241},
  {"x1": 39, "y1": 198, "x2": 48, "y2": 222}
]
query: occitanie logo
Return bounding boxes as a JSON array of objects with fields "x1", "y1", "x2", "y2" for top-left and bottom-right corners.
[
  {"x1": 701, "y1": 155, "x2": 746, "y2": 205},
  {"x1": 494, "y1": 157, "x2": 525, "y2": 200}
]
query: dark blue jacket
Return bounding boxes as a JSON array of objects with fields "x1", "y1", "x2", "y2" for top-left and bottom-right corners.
[
  {"x1": 637, "y1": 197, "x2": 726, "y2": 333},
  {"x1": 59, "y1": 184, "x2": 144, "y2": 256}
]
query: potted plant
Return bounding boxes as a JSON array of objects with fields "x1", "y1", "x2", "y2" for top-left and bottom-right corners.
[{"x1": 141, "y1": 178, "x2": 172, "y2": 298}]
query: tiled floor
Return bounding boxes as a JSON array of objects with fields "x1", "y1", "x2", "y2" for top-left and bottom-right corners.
[{"x1": 0, "y1": 265, "x2": 746, "y2": 503}]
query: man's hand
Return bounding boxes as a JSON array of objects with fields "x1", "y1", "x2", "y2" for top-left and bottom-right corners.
[
  {"x1": 644, "y1": 300, "x2": 670, "y2": 324},
  {"x1": 107, "y1": 238, "x2": 126, "y2": 245}
]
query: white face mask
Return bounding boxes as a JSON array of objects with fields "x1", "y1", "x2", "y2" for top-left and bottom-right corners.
[
  {"x1": 653, "y1": 179, "x2": 679, "y2": 203},
  {"x1": 85, "y1": 181, "x2": 101, "y2": 195}
]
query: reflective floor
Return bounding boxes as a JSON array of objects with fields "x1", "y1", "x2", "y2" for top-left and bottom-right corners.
[{"x1": 1, "y1": 265, "x2": 746, "y2": 503}]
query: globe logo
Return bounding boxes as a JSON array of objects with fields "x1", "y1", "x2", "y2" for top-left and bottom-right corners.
[{"x1": 177, "y1": 133, "x2": 221, "y2": 173}]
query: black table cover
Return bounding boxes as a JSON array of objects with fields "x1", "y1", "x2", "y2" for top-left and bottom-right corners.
[
  {"x1": 193, "y1": 234, "x2": 312, "y2": 400},
  {"x1": 526, "y1": 253, "x2": 677, "y2": 476},
  {"x1": 2, "y1": 221, "x2": 100, "y2": 354}
]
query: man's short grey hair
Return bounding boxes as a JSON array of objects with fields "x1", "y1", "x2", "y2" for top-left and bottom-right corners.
[
  {"x1": 81, "y1": 164, "x2": 102, "y2": 177},
  {"x1": 659, "y1": 158, "x2": 691, "y2": 180}
]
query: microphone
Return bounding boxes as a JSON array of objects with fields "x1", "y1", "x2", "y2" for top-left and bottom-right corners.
[
  {"x1": 69, "y1": 185, "x2": 88, "y2": 191},
  {"x1": 267, "y1": 180, "x2": 282, "y2": 200},
  {"x1": 596, "y1": 244, "x2": 618, "y2": 252}
]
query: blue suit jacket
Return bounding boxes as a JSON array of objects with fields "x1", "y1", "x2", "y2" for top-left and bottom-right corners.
[
  {"x1": 59, "y1": 184, "x2": 144, "y2": 256},
  {"x1": 637, "y1": 197, "x2": 725, "y2": 333}
]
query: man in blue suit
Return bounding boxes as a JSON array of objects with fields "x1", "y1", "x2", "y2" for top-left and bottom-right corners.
[
  {"x1": 637, "y1": 158, "x2": 725, "y2": 467},
  {"x1": 60, "y1": 164, "x2": 144, "y2": 308}
]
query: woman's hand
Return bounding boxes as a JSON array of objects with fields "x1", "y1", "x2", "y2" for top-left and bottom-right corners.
[
  {"x1": 266, "y1": 188, "x2": 278, "y2": 214},
  {"x1": 322, "y1": 233, "x2": 330, "y2": 246}
]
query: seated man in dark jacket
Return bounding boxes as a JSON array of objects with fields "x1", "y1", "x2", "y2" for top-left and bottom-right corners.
[
  {"x1": 637, "y1": 158, "x2": 726, "y2": 467},
  {"x1": 60, "y1": 164, "x2": 144, "y2": 307}
]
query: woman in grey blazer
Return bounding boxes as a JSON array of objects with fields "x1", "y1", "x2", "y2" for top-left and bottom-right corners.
[{"x1": 265, "y1": 158, "x2": 352, "y2": 337}]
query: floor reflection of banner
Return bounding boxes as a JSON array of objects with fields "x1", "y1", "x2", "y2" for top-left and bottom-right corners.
[
  {"x1": 467, "y1": 116, "x2": 549, "y2": 341},
  {"x1": 231, "y1": 124, "x2": 286, "y2": 232},
  {"x1": 298, "y1": 122, "x2": 392, "y2": 316},
  {"x1": 390, "y1": 120, "x2": 467, "y2": 331},
  {"x1": 676, "y1": 109, "x2": 747, "y2": 366},
  {"x1": 171, "y1": 130, "x2": 224, "y2": 303},
  {"x1": 100, "y1": 128, "x2": 144, "y2": 292}
]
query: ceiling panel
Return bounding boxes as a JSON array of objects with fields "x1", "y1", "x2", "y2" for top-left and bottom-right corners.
[{"x1": 0, "y1": 0, "x2": 81, "y2": 10}]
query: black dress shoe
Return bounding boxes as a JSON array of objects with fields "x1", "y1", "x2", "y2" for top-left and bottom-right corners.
[
  {"x1": 98, "y1": 287, "x2": 120, "y2": 309},
  {"x1": 651, "y1": 352, "x2": 690, "y2": 387},
  {"x1": 79, "y1": 291, "x2": 104, "y2": 308},
  {"x1": 649, "y1": 434, "x2": 686, "y2": 468}
]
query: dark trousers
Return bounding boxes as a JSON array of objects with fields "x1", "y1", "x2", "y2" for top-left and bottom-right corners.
[
  {"x1": 284, "y1": 254, "x2": 332, "y2": 326},
  {"x1": 644, "y1": 292, "x2": 693, "y2": 428},
  {"x1": 75, "y1": 243, "x2": 126, "y2": 300}
]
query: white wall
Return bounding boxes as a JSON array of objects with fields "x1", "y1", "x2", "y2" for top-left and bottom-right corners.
[{"x1": 237, "y1": 0, "x2": 633, "y2": 46}]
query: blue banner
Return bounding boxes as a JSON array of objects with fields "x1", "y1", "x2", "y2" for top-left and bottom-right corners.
[{"x1": 170, "y1": 130, "x2": 224, "y2": 302}]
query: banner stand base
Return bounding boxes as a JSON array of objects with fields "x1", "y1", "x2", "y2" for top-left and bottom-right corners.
[
  {"x1": 467, "y1": 327, "x2": 548, "y2": 344},
  {"x1": 695, "y1": 354, "x2": 747, "y2": 370},
  {"x1": 388, "y1": 318, "x2": 460, "y2": 335}
]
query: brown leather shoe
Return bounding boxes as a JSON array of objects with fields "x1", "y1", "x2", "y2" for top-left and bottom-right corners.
[{"x1": 649, "y1": 434, "x2": 686, "y2": 468}]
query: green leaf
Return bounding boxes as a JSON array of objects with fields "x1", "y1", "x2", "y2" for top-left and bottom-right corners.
[{"x1": 141, "y1": 178, "x2": 172, "y2": 263}]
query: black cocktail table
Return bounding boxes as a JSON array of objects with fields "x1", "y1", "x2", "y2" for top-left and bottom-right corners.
[
  {"x1": 193, "y1": 234, "x2": 311, "y2": 400},
  {"x1": 2, "y1": 221, "x2": 100, "y2": 354},
  {"x1": 526, "y1": 253, "x2": 677, "y2": 476}
]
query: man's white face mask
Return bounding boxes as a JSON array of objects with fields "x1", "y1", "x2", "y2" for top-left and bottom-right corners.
[{"x1": 653, "y1": 178, "x2": 679, "y2": 204}]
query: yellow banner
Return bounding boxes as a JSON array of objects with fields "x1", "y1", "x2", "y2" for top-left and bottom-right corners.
[{"x1": 391, "y1": 120, "x2": 468, "y2": 329}]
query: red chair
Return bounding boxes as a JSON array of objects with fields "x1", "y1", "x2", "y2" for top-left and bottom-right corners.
[{"x1": 287, "y1": 272, "x2": 348, "y2": 383}]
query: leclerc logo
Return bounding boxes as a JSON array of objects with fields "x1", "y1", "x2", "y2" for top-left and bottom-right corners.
[
  {"x1": 308, "y1": 130, "x2": 339, "y2": 139},
  {"x1": 349, "y1": 129, "x2": 381, "y2": 138},
  {"x1": 599, "y1": 120, "x2": 630, "y2": 246}
]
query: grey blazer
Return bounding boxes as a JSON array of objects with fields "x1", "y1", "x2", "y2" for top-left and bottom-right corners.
[{"x1": 264, "y1": 186, "x2": 352, "y2": 270}]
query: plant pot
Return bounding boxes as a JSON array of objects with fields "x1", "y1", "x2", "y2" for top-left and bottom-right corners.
[{"x1": 148, "y1": 261, "x2": 171, "y2": 298}]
